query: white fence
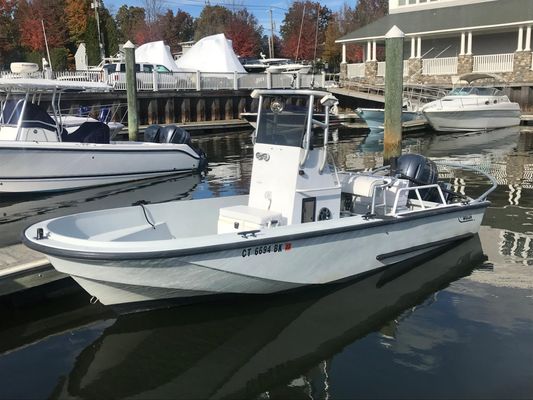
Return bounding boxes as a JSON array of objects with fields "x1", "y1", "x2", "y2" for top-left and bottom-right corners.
[
  {"x1": 422, "y1": 57, "x2": 458, "y2": 75},
  {"x1": 347, "y1": 63, "x2": 365, "y2": 78},
  {"x1": 473, "y1": 53, "x2": 514, "y2": 73},
  {"x1": 0, "y1": 70, "x2": 325, "y2": 91},
  {"x1": 376, "y1": 60, "x2": 410, "y2": 77}
]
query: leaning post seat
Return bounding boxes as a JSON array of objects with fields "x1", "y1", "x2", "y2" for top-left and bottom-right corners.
[{"x1": 218, "y1": 205, "x2": 283, "y2": 234}]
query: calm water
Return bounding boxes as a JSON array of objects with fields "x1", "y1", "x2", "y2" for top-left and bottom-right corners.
[{"x1": 1, "y1": 126, "x2": 532, "y2": 399}]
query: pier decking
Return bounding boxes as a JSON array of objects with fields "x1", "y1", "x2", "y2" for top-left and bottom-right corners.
[{"x1": 0, "y1": 244, "x2": 62, "y2": 297}]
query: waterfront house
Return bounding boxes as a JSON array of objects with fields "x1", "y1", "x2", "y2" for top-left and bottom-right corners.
[{"x1": 336, "y1": 0, "x2": 533, "y2": 92}]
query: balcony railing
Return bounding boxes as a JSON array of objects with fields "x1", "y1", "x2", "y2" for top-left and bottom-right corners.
[
  {"x1": 422, "y1": 57, "x2": 458, "y2": 75},
  {"x1": 376, "y1": 61, "x2": 410, "y2": 77},
  {"x1": 347, "y1": 63, "x2": 365, "y2": 78},
  {"x1": 473, "y1": 53, "x2": 514, "y2": 73}
]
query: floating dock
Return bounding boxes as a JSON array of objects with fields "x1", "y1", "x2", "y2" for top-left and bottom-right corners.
[{"x1": 0, "y1": 244, "x2": 63, "y2": 298}]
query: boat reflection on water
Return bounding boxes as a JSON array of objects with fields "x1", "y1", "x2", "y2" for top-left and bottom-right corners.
[
  {"x1": 0, "y1": 173, "x2": 201, "y2": 246},
  {"x1": 52, "y1": 235, "x2": 486, "y2": 399}
]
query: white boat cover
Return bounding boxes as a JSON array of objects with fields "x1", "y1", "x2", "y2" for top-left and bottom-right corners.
[
  {"x1": 135, "y1": 41, "x2": 181, "y2": 72},
  {"x1": 175, "y1": 34, "x2": 246, "y2": 73}
]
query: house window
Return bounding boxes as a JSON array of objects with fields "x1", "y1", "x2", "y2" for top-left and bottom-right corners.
[{"x1": 399, "y1": 0, "x2": 406, "y2": 5}]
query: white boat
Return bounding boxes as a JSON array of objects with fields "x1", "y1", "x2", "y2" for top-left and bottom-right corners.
[
  {"x1": 23, "y1": 89, "x2": 497, "y2": 310},
  {"x1": 355, "y1": 107, "x2": 423, "y2": 130},
  {"x1": 421, "y1": 73, "x2": 521, "y2": 132},
  {"x1": 50, "y1": 236, "x2": 484, "y2": 398},
  {"x1": 241, "y1": 57, "x2": 311, "y2": 74},
  {"x1": 0, "y1": 78, "x2": 207, "y2": 193},
  {"x1": 265, "y1": 59, "x2": 311, "y2": 74}
]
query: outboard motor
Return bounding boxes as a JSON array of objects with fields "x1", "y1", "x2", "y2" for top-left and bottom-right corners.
[
  {"x1": 395, "y1": 154, "x2": 440, "y2": 201},
  {"x1": 157, "y1": 125, "x2": 208, "y2": 172},
  {"x1": 144, "y1": 124, "x2": 161, "y2": 142},
  {"x1": 159, "y1": 125, "x2": 191, "y2": 145}
]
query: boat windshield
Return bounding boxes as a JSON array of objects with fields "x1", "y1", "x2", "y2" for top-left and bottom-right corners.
[
  {"x1": 256, "y1": 96, "x2": 309, "y2": 147},
  {"x1": 0, "y1": 99, "x2": 57, "y2": 130},
  {"x1": 448, "y1": 86, "x2": 501, "y2": 96}
]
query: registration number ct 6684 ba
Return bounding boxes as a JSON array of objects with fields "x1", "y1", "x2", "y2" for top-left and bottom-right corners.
[{"x1": 241, "y1": 242, "x2": 292, "y2": 257}]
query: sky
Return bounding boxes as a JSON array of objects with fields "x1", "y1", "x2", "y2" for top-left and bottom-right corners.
[{"x1": 105, "y1": 0, "x2": 347, "y2": 37}]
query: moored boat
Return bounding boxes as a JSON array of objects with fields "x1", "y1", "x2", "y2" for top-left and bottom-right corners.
[
  {"x1": 23, "y1": 89, "x2": 497, "y2": 310},
  {"x1": 0, "y1": 78, "x2": 207, "y2": 192},
  {"x1": 355, "y1": 107, "x2": 423, "y2": 130},
  {"x1": 421, "y1": 73, "x2": 521, "y2": 132}
]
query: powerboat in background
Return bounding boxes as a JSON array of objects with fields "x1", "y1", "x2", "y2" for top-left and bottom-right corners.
[
  {"x1": 355, "y1": 107, "x2": 424, "y2": 130},
  {"x1": 0, "y1": 78, "x2": 207, "y2": 193},
  {"x1": 421, "y1": 73, "x2": 521, "y2": 132},
  {"x1": 23, "y1": 89, "x2": 496, "y2": 310},
  {"x1": 240, "y1": 56, "x2": 311, "y2": 74},
  {"x1": 58, "y1": 108, "x2": 125, "y2": 137}
]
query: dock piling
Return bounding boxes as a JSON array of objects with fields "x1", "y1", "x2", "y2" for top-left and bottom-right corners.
[
  {"x1": 383, "y1": 26, "x2": 405, "y2": 165},
  {"x1": 124, "y1": 40, "x2": 138, "y2": 141}
]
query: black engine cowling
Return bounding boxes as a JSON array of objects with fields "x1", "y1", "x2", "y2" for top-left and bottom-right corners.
[{"x1": 395, "y1": 154, "x2": 441, "y2": 201}]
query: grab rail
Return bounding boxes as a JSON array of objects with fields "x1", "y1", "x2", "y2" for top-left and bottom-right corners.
[
  {"x1": 390, "y1": 183, "x2": 446, "y2": 216},
  {"x1": 368, "y1": 160, "x2": 497, "y2": 215},
  {"x1": 434, "y1": 162, "x2": 498, "y2": 203}
]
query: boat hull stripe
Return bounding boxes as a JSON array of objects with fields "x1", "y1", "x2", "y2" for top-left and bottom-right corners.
[
  {"x1": 0, "y1": 146, "x2": 201, "y2": 159},
  {"x1": 376, "y1": 233, "x2": 473, "y2": 261},
  {"x1": 2, "y1": 168, "x2": 195, "y2": 180}
]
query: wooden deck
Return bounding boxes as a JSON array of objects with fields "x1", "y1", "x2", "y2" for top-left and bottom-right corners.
[{"x1": 0, "y1": 244, "x2": 64, "y2": 297}]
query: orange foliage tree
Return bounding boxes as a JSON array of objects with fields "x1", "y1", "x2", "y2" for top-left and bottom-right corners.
[
  {"x1": 279, "y1": 1, "x2": 332, "y2": 61},
  {"x1": 64, "y1": 0, "x2": 91, "y2": 44},
  {"x1": 225, "y1": 9, "x2": 262, "y2": 57},
  {"x1": 16, "y1": 0, "x2": 67, "y2": 52}
]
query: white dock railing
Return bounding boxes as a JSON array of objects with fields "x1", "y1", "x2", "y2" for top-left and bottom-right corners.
[
  {"x1": 0, "y1": 70, "x2": 325, "y2": 91},
  {"x1": 473, "y1": 53, "x2": 514, "y2": 73},
  {"x1": 422, "y1": 57, "x2": 458, "y2": 75}
]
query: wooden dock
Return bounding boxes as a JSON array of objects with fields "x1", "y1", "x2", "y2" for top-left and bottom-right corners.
[{"x1": 0, "y1": 244, "x2": 64, "y2": 297}]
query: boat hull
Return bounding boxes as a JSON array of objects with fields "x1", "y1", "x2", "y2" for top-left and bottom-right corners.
[
  {"x1": 356, "y1": 108, "x2": 422, "y2": 130},
  {"x1": 36, "y1": 204, "x2": 487, "y2": 307},
  {"x1": 423, "y1": 107, "x2": 521, "y2": 132},
  {"x1": 0, "y1": 141, "x2": 201, "y2": 192}
]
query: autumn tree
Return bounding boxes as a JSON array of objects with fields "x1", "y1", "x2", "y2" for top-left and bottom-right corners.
[
  {"x1": 194, "y1": 5, "x2": 232, "y2": 41},
  {"x1": 279, "y1": 1, "x2": 332, "y2": 61},
  {"x1": 0, "y1": 0, "x2": 17, "y2": 67},
  {"x1": 142, "y1": 0, "x2": 164, "y2": 41},
  {"x1": 115, "y1": 5, "x2": 148, "y2": 44},
  {"x1": 322, "y1": 13, "x2": 342, "y2": 70},
  {"x1": 16, "y1": 0, "x2": 68, "y2": 52},
  {"x1": 225, "y1": 9, "x2": 262, "y2": 57},
  {"x1": 337, "y1": 0, "x2": 388, "y2": 62},
  {"x1": 354, "y1": 0, "x2": 388, "y2": 27},
  {"x1": 159, "y1": 9, "x2": 194, "y2": 53},
  {"x1": 260, "y1": 34, "x2": 281, "y2": 58},
  {"x1": 64, "y1": 0, "x2": 91, "y2": 44}
]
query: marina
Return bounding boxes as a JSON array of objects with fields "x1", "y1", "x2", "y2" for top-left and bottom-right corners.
[
  {"x1": 1, "y1": 123, "x2": 532, "y2": 398},
  {"x1": 1, "y1": 0, "x2": 533, "y2": 397}
]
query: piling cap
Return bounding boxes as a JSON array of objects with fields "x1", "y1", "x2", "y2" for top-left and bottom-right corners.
[
  {"x1": 123, "y1": 40, "x2": 135, "y2": 49},
  {"x1": 385, "y1": 25, "x2": 405, "y2": 39}
]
